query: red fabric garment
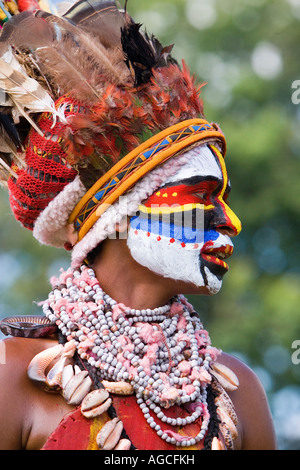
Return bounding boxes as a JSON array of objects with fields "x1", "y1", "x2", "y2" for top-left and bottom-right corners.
[{"x1": 42, "y1": 395, "x2": 204, "y2": 450}]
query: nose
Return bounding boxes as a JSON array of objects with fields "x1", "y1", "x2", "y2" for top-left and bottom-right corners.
[{"x1": 213, "y1": 199, "x2": 242, "y2": 237}]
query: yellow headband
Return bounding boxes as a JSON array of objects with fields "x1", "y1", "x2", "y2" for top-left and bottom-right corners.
[{"x1": 69, "y1": 119, "x2": 226, "y2": 242}]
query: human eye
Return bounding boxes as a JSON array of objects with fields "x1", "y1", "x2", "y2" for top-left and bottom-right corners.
[
  {"x1": 190, "y1": 181, "x2": 216, "y2": 204},
  {"x1": 194, "y1": 190, "x2": 209, "y2": 203}
]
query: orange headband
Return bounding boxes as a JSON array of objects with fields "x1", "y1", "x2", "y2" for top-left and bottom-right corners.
[{"x1": 69, "y1": 119, "x2": 226, "y2": 242}]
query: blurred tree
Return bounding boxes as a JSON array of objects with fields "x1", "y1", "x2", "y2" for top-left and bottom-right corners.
[{"x1": 0, "y1": 0, "x2": 299, "y2": 449}]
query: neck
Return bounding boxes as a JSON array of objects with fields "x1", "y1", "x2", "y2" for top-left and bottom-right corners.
[{"x1": 90, "y1": 238, "x2": 177, "y2": 309}]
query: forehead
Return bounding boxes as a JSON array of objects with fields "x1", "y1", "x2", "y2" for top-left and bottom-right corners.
[{"x1": 164, "y1": 144, "x2": 223, "y2": 185}]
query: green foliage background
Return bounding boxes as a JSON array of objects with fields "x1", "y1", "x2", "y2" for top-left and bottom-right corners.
[{"x1": 0, "y1": 0, "x2": 300, "y2": 449}]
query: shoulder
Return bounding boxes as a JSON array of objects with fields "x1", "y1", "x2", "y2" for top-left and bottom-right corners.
[
  {"x1": 0, "y1": 336, "x2": 41, "y2": 381},
  {"x1": 219, "y1": 352, "x2": 277, "y2": 450},
  {"x1": 0, "y1": 336, "x2": 57, "y2": 369},
  {"x1": 0, "y1": 336, "x2": 59, "y2": 391},
  {"x1": 219, "y1": 352, "x2": 262, "y2": 388},
  {"x1": 0, "y1": 336, "x2": 58, "y2": 449}
]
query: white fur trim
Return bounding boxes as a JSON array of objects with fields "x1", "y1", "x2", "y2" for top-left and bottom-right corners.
[{"x1": 33, "y1": 176, "x2": 86, "y2": 247}]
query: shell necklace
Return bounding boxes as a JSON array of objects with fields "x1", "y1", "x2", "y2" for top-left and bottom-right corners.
[{"x1": 43, "y1": 264, "x2": 221, "y2": 447}]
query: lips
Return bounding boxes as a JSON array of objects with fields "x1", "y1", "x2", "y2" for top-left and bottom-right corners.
[{"x1": 201, "y1": 242, "x2": 234, "y2": 271}]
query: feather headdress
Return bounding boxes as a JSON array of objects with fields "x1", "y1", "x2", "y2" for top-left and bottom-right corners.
[{"x1": 0, "y1": 0, "x2": 217, "y2": 250}]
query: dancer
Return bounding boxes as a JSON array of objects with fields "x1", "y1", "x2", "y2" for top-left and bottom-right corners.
[{"x1": 0, "y1": 0, "x2": 276, "y2": 450}]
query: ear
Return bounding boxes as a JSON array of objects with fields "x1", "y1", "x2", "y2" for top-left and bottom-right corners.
[
  {"x1": 115, "y1": 216, "x2": 130, "y2": 236},
  {"x1": 64, "y1": 223, "x2": 79, "y2": 250}
]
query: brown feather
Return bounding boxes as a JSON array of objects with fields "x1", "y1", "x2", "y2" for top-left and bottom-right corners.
[
  {"x1": 63, "y1": 0, "x2": 129, "y2": 48},
  {"x1": 0, "y1": 11, "x2": 55, "y2": 52},
  {"x1": 2, "y1": 9, "x2": 131, "y2": 104},
  {"x1": 34, "y1": 30, "x2": 130, "y2": 104}
]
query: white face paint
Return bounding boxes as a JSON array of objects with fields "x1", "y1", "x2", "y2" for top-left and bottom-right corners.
[
  {"x1": 127, "y1": 144, "x2": 241, "y2": 293},
  {"x1": 164, "y1": 144, "x2": 222, "y2": 184}
]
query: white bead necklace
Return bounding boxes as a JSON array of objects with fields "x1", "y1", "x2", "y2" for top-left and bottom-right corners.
[{"x1": 43, "y1": 264, "x2": 220, "y2": 447}]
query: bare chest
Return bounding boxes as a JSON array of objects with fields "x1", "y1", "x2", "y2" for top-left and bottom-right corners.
[{"x1": 25, "y1": 388, "x2": 74, "y2": 450}]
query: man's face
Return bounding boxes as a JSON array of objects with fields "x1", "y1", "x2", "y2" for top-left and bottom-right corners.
[{"x1": 127, "y1": 144, "x2": 242, "y2": 294}]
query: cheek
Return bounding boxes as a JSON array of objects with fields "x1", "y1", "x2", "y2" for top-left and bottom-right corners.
[
  {"x1": 127, "y1": 213, "x2": 225, "y2": 289},
  {"x1": 127, "y1": 223, "x2": 205, "y2": 285}
]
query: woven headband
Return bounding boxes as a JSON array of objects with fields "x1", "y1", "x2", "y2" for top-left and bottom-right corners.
[{"x1": 69, "y1": 119, "x2": 226, "y2": 242}]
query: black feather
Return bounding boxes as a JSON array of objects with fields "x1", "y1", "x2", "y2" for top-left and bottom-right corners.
[
  {"x1": 121, "y1": 21, "x2": 176, "y2": 87},
  {"x1": 0, "y1": 111, "x2": 21, "y2": 150}
]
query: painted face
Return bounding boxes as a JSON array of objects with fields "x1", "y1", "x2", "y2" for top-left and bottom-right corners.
[{"x1": 127, "y1": 144, "x2": 242, "y2": 293}]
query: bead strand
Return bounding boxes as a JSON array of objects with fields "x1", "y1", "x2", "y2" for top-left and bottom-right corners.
[{"x1": 43, "y1": 264, "x2": 219, "y2": 448}]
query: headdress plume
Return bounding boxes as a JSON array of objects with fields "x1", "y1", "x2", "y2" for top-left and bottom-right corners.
[{"x1": 0, "y1": 0, "x2": 206, "y2": 236}]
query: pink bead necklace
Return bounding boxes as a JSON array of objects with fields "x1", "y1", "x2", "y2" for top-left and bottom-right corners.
[{"x1": 43, "y1": 264, "x2": 220, "y2": 447}]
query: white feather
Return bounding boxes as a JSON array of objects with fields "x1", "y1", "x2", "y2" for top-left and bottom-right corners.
[{"x1": 0, "y1": 47, "x2": 67, "y2": 125}]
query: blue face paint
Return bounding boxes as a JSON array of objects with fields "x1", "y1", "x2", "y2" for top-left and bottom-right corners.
[
  {"x1": 129, "y1": 208, "x2": 220, "y2": 245},
  {"x1": 204, "y1": 230, "x2": 219, "y2": 243}
]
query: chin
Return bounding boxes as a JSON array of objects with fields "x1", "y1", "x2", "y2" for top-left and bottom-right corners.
[
  {"x1": 179, "y1": 268, "x2": 224, "y2": 296},
  {"x1": 203, "y1": 269, "x2": 223, "y2": 294},
  {"x1": 199, "y1": 260, "x2": 228, "y2": 295}
]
